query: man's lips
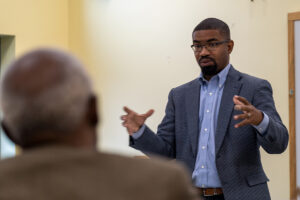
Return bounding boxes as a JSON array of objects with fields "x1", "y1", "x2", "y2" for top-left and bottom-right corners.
[{"x1": 199, "y1": 58, "x2": 214, "y2": 66}]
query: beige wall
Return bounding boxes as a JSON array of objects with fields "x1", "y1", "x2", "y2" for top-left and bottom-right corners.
[
  {"x1": 0, "y1": 0, "x2": 69, "y2": 56},
  {"x1": 69, "y1": 1, "x2": 300, "y2": 199},
  {"x1": 69, "y1": 0, "x2": 94, "y2": 75}
]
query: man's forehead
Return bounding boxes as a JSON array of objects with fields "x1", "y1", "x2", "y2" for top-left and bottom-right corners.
[{"x1": 192, "y1": 29, "x2": 222, "y2": 42}]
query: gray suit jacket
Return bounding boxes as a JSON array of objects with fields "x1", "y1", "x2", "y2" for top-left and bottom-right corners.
[
  {"x1": 130, "y1": 66, "x2": 289, "y2": 200},
  {"x1": 0, "y1": 145, "x2": 199, "y2": 200}
]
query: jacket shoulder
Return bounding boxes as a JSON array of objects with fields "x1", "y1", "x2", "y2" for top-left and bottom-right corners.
[
  {"x1": 171, "y1": 78, "x2": 199, "y2": 93},
  {"x1": 233, "y1": 68, "x2": 270, "y2": 86}
]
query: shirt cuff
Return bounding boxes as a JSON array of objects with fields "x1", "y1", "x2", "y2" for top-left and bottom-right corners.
[
  {"x1": 131, "y1": 124, "x2": 146, "y2": 139},
  {"x1": 252, "y1": 112, "x2": 269, "y2": 135}
]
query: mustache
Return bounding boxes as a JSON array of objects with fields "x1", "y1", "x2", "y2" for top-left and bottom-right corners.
[{"x1": 198, "y1": 56, "x2": 216, "y2": 63}]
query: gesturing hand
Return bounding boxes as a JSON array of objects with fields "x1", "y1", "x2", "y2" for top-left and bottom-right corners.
[
  {"x1": 233, "y1": 95, "x2": 263, "y2": 128},
  {"x1": 121, "y1": 106, "x2": 154, "y2": 135}
]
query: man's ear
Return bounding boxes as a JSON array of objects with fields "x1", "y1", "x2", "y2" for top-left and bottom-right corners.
[
  {"x1": 1, "y1": 121, "x2": 22, "y2": 146},
  {"x1": 228, "y1": 40, "x2": 234, "y2": 54},
  {"x1": 86, "y1": 95, "x2": 99, "y2": 127}
]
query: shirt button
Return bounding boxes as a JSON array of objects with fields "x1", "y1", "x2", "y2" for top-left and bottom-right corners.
[
  {"x1": 206, "y1": 109, "x2": 210, "y2": 113},
  {"x1": 204, "y1": 128, "x2": 208, "y2": 132},
  {"x1": 202, "y1": 184, "x2": 205, "y2": 188},
  {"x1": 209, "y1": 92, "x2": 213, "y2": 96},
  {"x1": 219, "y1": 84, "x2": 222, "y2": 88},
  {"x1": 202, "y1": 146, "x2": 206, "y2": 150},
  {"x1": 201, "y1": 165, "x2": 205, "y2": 169}
]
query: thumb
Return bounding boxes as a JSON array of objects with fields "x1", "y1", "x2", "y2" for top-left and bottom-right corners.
[{"x1": 143, "y1": 109, "x2": 154, "y2": 118}]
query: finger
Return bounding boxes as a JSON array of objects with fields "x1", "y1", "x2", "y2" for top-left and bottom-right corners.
[
  {"x1": 233, "y1": 113, "x2": 250, "y2": 120},
  {"x1": 120, "y1": 115, "x2": 127, "y2": 120},
  {"x1": 233, "y1": 95, "x2": 244, "y2": 105},
  {"x1": 123, "y1": 106, "x2": 134, "y2": 114},
  {"x1": 234, "y1": 105, "x2": 251, "y2": 112},
  {"x1": 142, "y1": 109, "x2": 154, "y2": 118},
  {"x1": 234, "y1": 95, "x2": 250, "y2": 105},
  {"x1": 234, "y1": 119, "x2": 251, "y2": 128}
]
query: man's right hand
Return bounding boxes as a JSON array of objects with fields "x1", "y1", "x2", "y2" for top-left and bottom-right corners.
[{"x1": 121, "y1": 106, "x2": 154, "y2": 135}]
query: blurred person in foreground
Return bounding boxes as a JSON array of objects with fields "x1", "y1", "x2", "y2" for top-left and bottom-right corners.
[
  {"x1": 121, "y1": 18, "x2": 289, "y2": 200},
  {"x1": 0, "y1": 48, "x2": 199, "y2": 200}
]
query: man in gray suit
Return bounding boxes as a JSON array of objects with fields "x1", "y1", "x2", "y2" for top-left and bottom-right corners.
[
  {"x1": 0, "y1": 48, "x2": 199, "y2": 200},
  {"x1": 121, "y1": 18, "x2": 289, "y2": 200}
]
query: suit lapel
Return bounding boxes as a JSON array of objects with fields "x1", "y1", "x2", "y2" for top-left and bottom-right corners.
[
  {"x1": 185, "y1": 79, "x2": 201, "y2": 157},
  {"x1": 215, "y1": 67, "x2": 242, "y2": 155}
]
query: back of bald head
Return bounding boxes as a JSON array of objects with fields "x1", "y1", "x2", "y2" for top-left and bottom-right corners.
[{"x1": 0, "y1": 48, "x2": 95, "y2": 148}]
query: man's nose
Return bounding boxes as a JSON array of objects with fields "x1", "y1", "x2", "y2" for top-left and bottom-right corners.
[{"x1": 198, "y1": 46, "x2": 210, "y2": 56}]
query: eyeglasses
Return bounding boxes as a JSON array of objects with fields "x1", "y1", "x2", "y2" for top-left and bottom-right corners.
[{"x1": 191, "y1": 40, "x2": 230, "y2": 52}]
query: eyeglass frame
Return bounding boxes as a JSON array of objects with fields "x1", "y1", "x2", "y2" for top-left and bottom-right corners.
[{"x1": 190, "y1": 40, "x2": 230, "y2": 52}]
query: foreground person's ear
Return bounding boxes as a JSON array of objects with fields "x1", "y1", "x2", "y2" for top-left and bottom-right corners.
[{"x1": 87, "y1": 95, "x2": 99, "y2": 127}]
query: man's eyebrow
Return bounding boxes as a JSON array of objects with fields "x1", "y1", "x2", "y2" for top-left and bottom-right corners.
[
  {"x1": 207, "y1": 38, "x2": 218, "y2": 42},
  {"x1": 193, "y1": 38, "x2": 218, "y2": 43}
]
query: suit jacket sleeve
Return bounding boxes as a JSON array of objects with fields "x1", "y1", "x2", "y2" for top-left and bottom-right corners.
[
  {"x1": 129, "y1": 89, "x2": 176, "y2": 158},
  {"x1": 253, "y1": 79, "x2": 288, "y2": 154}
]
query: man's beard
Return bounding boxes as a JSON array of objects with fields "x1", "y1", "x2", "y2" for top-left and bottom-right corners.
[{"x1": 198, "y1": 57, "x2": 218, "y2": 76}]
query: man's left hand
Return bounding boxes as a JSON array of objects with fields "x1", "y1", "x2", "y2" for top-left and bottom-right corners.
[{"x1": 233, "y1": 95, "x2": 263, "y2": 128}]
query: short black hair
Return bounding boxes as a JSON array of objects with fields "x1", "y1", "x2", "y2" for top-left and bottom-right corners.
[{"x1": 193, "y1": 18, "x2": 231, "y2": 39}]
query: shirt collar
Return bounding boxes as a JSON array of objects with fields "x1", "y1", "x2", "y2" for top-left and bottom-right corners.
[{"x1": 199, "y1": 64, "x2": 231, "y2": 86}]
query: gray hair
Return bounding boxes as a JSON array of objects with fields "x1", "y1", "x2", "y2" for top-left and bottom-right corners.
[{"x1": 0, "y1": 48, "x2": 93, "y2": 143}]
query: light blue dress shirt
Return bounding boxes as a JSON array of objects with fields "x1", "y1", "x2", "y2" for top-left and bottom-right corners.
[
  {"x1": 132, "y1": 64, "x2": 269, "y2": 188},
  {"x1": 192, "y1": 64, "x2": 230, "y2": 188}
]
